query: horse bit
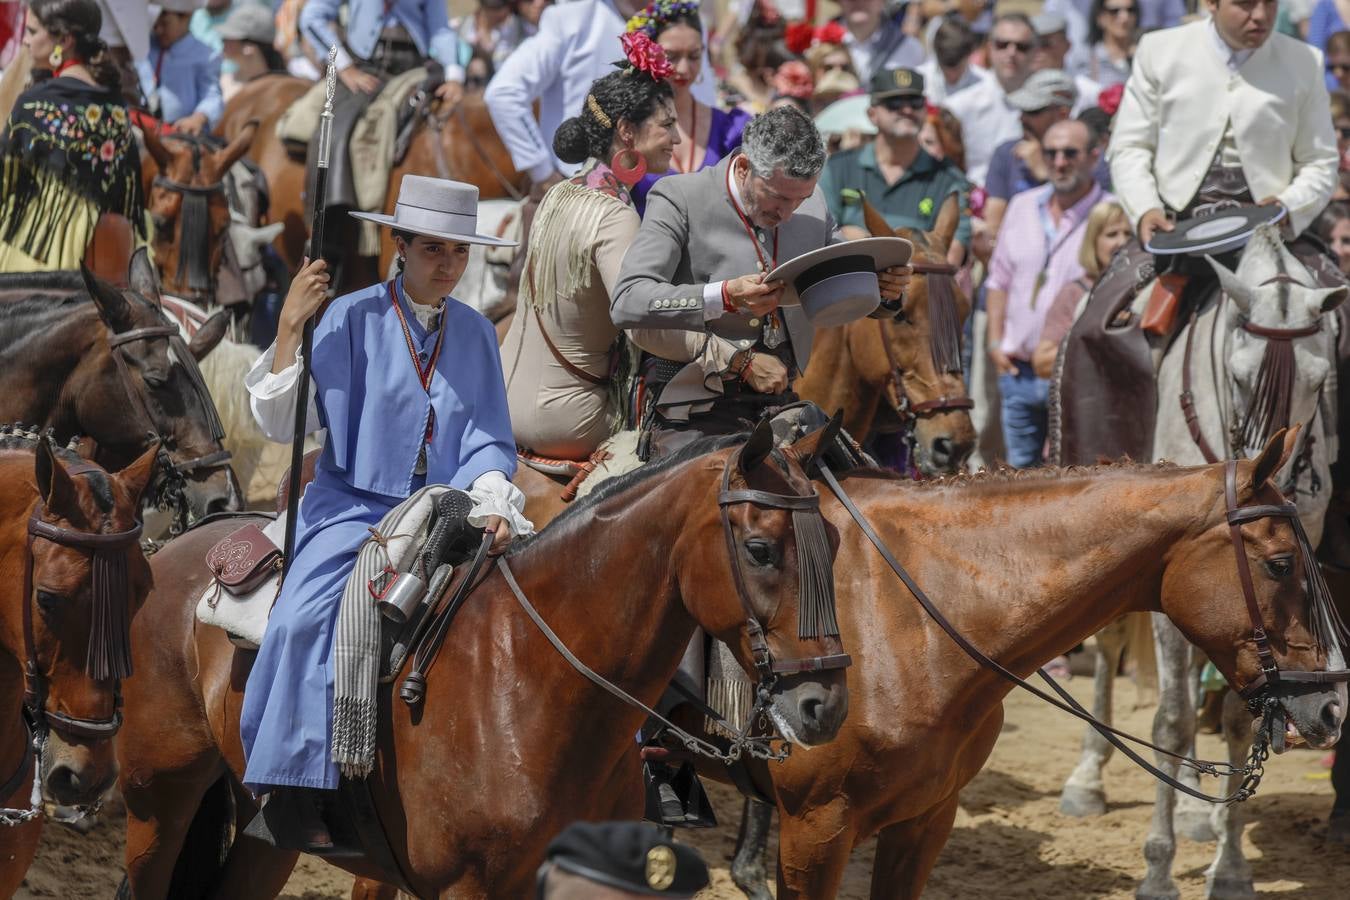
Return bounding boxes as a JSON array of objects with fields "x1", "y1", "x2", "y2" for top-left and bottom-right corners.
[
  {"x1": 496, "y1": 446, "x2": 851, "y2": 765},
  {"x1": 106, "y1": 324, "x2": 231, "y2": 538},
  {"x1": 0, "y1": 460, "x2": 143, "y2": 826}
]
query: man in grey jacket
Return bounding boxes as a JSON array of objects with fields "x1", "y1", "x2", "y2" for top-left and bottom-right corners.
[{"x1": 612, "y1": 107, "x2": 911, "y2": 454}]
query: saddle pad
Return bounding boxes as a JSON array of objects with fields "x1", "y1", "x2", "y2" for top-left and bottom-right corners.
[{"x1": 195, "y1": 514, "x2": 287, "y2": 649}]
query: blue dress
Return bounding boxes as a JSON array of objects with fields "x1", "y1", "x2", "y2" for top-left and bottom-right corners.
[{"x1": 240, "y1": 277, "x2": 516, "y2": 791}]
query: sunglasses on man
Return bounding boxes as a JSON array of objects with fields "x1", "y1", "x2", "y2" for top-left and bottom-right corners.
[
  {"x1": 878, "y1": 95, "x2": 927, "y2": 113},
  {"x1": 992, "y1": 38, "x2": 1033, "y2": 53},
  {"x1": 1330, "y1": 62, "x2": 1350, "y2": 75},
  {"x1": 1045, "y1": 147, "x2": 1082, "y2": 161}
]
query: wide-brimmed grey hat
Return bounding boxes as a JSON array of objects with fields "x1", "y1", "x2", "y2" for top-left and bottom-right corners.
[
  {"x1": 765, "y1": 237, "x2": 913, "y2": 327},
  {"x1": 217, "y1": 5, "x2": 276, "y2": 44},
  {"x1": 350, "y1": 176, "x2": 517, "y2": 247}
]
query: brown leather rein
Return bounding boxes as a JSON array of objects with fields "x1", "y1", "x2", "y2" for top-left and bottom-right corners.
[
  {"x1": 494, "y1": 446, "x2": 850, "y2": 764},
  {"x1": 2, "y1": 464, "x2": 144, "y2": 826},
  {"x1": 880, "y1": 261, "x2": 974, "y2": 423},
  {"x1": 817, "y1": 459, "x2": 1349, "y2": 804}
]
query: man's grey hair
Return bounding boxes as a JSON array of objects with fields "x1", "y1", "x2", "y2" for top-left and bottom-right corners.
[{"x1": 741, "y1": 107, "x2": 827, "y2": 181}]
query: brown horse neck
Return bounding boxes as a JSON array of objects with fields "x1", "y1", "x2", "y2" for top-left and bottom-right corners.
[{"x1": 838, "y1": 465, "x2": 1223, "y2": 682}]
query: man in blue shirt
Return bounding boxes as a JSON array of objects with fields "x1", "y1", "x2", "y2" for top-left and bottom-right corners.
[{"x1": 138, "y1": 0, "x2": 224, "y2": 134}]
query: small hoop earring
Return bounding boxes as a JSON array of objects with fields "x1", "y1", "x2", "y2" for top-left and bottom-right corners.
[
  {"x1": 48, "y1": 45, "x2": 63, "y2": 69},
  {"x1": 609, "y1": 148, "x2": 648, "y2": 187}
]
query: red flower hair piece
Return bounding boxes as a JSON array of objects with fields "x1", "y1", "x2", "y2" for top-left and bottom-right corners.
[
  {"x1": 620, "y1": 31, "x2": 674, "y2": 80},
  {"x1": 784, "y1": 22, "x2": 815, "y2": 55},
  {"x1": 815, "y1": 21, "x2": 847, "y2": 46},
  {"x1": 1097, "y1": 82, "x2": 1124, "y2": 117}
]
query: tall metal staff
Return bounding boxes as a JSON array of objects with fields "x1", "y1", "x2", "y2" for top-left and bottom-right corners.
[{"x1": 282, "y1": 47, "x2": 338, "y2": 578}]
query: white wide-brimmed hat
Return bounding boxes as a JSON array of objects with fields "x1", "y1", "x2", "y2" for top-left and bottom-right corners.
[{"x1": 350, "y1": 176, "x2": 518, "y2": 248}]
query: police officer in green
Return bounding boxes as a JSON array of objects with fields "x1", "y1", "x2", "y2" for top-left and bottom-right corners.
[{"x1": 819, "y1": 67, "x2": 971, "y2": 264}]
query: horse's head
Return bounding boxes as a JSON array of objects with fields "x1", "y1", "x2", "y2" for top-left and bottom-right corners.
[
  {"x1": 9, "y1": 436, "x2": 156, "y2": 808},
  {"x1": 78, "y1": 257, "x2": 240, "y2": 525},
  {"x1": 855, "y1": 196, "x2": 975, "y2": 474},
  {"x1": 681, "y1": 418, "x2": 850, "y2": 747},
  {"x1": 142, "y1": 123, "x2": 258, "y2": 303},
  {"x1": 1211, "y1": 224, "x2": 1348, "y2": 465},
  {"x1": 1162, "y1": 429, "x2": 1347, "y2": 750}
]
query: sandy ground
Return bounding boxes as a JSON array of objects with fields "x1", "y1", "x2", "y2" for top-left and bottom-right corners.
[{"x1": 16, "y1": 671, "x2": 1348, "y2": 899}]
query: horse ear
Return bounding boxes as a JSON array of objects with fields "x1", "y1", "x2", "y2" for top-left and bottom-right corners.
[
  {"x1": 188, "y1": 309, "x2": 230, "y2": 361},
  {"x1": 214, "y1": 119, "x2": 258, "y2": 175},
  {"x1": 861, "y1": 198, "x2": 894, "y2": 238},
  {"x1": 127, "y1": 247, "x2": 162, "y2": 306},
  {"x1": 927, "y1": 193, "x2": 960, "y2": 253},
  {"x1": 1206, "y1": 254, "x2": 1254, "y2": 314},
  {"x1": 81, "y1": 264, "x2": 133, "y2": 332},
  {"x1": 1251, "y1": 425, "x2": 1299, "y2": 491},
  {"x1": 141, "y1": 123, "x2": 172, "y2": 172},
  {"x1": 1311, "y1": 285, "x2": 1349, "y2": 314},
  {"x1": 114, "y1": 442, "x2": 160, "y2": 507},
  {"x1": 34, "y1": 436, "x2": 80, "y2": 518},
  {"x1": 740, "y1": 416, "x2": 775, "y2": 475},
  {"x1": 789, "y1": 408, "x2": 845, "y2": 473}
]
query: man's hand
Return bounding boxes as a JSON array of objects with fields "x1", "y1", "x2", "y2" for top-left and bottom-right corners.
[
  {"x1": 742, "y1": 352, "x2": 789, "y2": 394},
  {"x1": 1138, "y1": 208, "x2": 1173, "y2": 246},
  {"x1": 878, "y1": 264, "x2": 913, "y2": 302},
  {"x1": 173, "y1": 112, "x2": 209, "y2": 135},
  {"x1": 483, "y1": 515, "x2": 513, "y2": 555},
  {"x1": 725, "y1": 274, "x2": 784, "y2": 317},
  {"x1": 988, "y1": 345, "x2": 1019, "y2": 376},
  {"x1": 339, "y1": 66, "x2": 381, "y2": 95},
  {"x1": 1013, "y1": 139, "x2": 1048, "y2": 181},
  {"x1": 1257, "y1": 196, "x2": 1294, "y2": 239},
  {"x1": 434, "y1": 80, "x2": 464, "y2": 106}
]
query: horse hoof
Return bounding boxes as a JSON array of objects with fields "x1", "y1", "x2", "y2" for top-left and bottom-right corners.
[
  {"x1": 1136, "y1": 887, "x2": 1181, "y2": 900},
  {"x1": 1205, "y1": 875, "x2": 1256, "y2": 900},
  {"x1": 729, "y1": 875, "x2": 773, "y2": 900},
  {"x1": 1176, "y1": 806, "x2": 1216, "y2": 843},
  {"x1": 1059, "y1": 785, "x2": 1107, "y2": 817}
]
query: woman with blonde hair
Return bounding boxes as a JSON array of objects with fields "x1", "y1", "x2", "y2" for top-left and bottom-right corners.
[{"x1": 1032, "y1": 201, "x2": 1130, "y2": 378}]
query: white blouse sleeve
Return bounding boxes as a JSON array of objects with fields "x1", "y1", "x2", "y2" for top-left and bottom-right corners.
[
  {"x1": 467, "y1": 470, "x2": 535, "y2": 538},
  {"x1": 244, "y1": 341, "x2": 322, "y2": 442}
]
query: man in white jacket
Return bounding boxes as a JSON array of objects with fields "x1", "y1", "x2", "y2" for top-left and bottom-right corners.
[{"x1": 1108, "y1": 0, "x2": 1338, "y2": 242}]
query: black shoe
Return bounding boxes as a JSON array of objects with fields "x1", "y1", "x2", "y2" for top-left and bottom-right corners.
[{"x1": 642, "y1": 761, "x2": 717, "y2": 829}]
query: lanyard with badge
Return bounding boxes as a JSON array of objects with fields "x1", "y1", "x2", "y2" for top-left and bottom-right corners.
[
  {"x1": 725, "y1": 163, "x2": 787, "y2": 349},
  {"x1": 1032, "y1": 196, "x2": 1086, "y2": 309},
  {"x1": 388, "y1": 279, "x2": 447, "y2": 475}
]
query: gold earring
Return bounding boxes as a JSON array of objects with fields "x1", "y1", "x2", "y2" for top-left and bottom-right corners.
[{"x1": 48, "y1": 45, "x2": 63, "y2": 68}]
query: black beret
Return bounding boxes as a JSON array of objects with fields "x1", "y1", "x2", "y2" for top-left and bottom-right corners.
[{"x1": 545, "y1": 821, "x2": 710, "y2": 897}]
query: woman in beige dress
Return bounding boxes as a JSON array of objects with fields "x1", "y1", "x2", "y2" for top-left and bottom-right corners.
[{"x1": 500, "y1": 36, "x2": 690, "y2": 460}]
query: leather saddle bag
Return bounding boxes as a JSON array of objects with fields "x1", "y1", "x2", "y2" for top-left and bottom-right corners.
[{"x1": 206, "y1": 522, "x2": 283, "y2": 597}]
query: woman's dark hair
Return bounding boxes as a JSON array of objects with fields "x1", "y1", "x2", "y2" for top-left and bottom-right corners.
[
  {"x1": 1087, "y1": 0, "x2": 1137, "y2": 47},
  {"x1": 30, "y1": 0, "x2": 121, "y2": 91},
  {"x1": 243, "y1": 39, "x2": 288, "y2": 74},
  {"x1": 651, "y1": 12, "x2": 702, "y2": 41},
  {"x1": 553, "y1": 68, "x2": 674, "y2": 165},
  {"x1": 1314, "y1": 200, "x2": 1350, "y2": 245}
]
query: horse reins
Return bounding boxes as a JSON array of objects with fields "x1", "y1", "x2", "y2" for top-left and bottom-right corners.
[
  {"x1": 816, "y1": 460, "x2": 1348, "y2": 804},
  {"x1": 880, "y1": 261, "x2": 973, "y2": 428},
  {"x1": 105, "y1": 323, "x2": 231, "y2": 536},
  {"x1": 1, "y1": 460, "x2": 144, "y2": 827},
  {"x1": 493, "y1": 446, "x2": 849, "y2": 765}
]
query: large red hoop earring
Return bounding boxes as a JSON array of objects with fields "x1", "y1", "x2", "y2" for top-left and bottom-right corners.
[{"x1": 610, "y1": 148, "x2": 648, "y2": 187}]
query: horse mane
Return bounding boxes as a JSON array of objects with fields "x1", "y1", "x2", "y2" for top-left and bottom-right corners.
[
  {"x1": 843, "y1": 457, "x2": 1180, "y2": 490},
  {"x1": 509, "y1": 434, "x2": 746, "y2": 553},
  {"x1": 0, "y1": 424, "x2": 113, "y2": 512}
]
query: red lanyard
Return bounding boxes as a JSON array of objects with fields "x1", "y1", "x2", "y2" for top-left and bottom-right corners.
[
  {"x1": 388, "y1": 280, "x2": 447, "y2": 443},
  {"x1": 725, "y1": 162, "x2": 777, "y2": 273}
]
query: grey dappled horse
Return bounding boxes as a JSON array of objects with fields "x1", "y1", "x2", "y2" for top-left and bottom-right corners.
[{"x1": 1058, "y1": 224, "x2": 1348, "y2": 900}]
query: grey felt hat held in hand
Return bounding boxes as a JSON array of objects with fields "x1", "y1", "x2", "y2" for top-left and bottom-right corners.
[
  {"x1": 766, "y1": 237, "x2": 914, "y2": 327},
  {"x1": 350, "y1": 175, "x2": 518, "y2": 248}
]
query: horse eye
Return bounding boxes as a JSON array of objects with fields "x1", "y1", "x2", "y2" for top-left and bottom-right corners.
[
  {"x1": 36, "y1": 590, "x2": 64, "y2": 616},
  {"x1": 1264, "y1": 556, "x2": 1294, "y2": 579},
  {"x1": 744, "y1": 539, "x2": 780, "y2": 567}
]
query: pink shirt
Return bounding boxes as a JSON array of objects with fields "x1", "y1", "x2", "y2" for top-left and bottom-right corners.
[{"x1": 987, "y1": 183, "x2": 1111, "y2": 360}]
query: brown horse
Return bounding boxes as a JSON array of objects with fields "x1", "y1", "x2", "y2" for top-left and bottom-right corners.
[
  {"x1": 0, "y1": 257, "x2": 240, "y2": 530},
  {"x1": 218, "y1": 75, "x2": 525, "y2": 294},
  {"x1": 140, "y1": 124, "x2": 259, "y2": 305},
  {"x1": 115, "y1": 427, "x2": 848, "y2": 898},
  {"x1": 795, "y1": 195, "x2": 975, "y2": 475},
  {"x1": 716, "y1": 430, "x2": 1346, "y2": 898},
  {"x1": 0, "y1": 430, "x2": 156, "y2": 897}
]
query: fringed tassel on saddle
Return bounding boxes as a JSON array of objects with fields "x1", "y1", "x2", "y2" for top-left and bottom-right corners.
[
  {"x1": 927, "y1": 273, "x2": 963, "y2": 376},
  {"x1": 794, "y1": 508, "x2": 839, "y2": 639},
  {"x1": 1241, "y1": 335, "x2": 1297, "y2": 450},
  {"x1": 87, "y1": 547, "x2": 133, "y2": 681}
]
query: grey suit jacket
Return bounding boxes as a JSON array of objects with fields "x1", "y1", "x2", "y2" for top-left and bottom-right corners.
[{"x1": 611, "y1": 155, "x2": 839, "y2": 414}]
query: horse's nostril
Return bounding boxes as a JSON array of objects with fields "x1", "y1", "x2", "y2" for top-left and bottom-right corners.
[
  {"x1": 931, "y1": 437, "x2": 954, "y2": 463},
  {"x1": 799, "y1": 696, "x2": 824, "y2": 727},
  {"x1": 205, "y1": 495, "x2": 233, "y2": 515},
  {"x1": 1324, "y1": 701, "x2": 1343, "y2": 730},
  {"x1": 47, "y1": 765, "x2": 80, "y2": 797}
]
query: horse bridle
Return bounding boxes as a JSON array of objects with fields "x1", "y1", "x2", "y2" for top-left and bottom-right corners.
[
  {"x1": 151, "y1": 132, "x2": 229, "y2": 304},
  {"x1": 1, "y1": 467, "x2": 143, "y2": 827},
  {"x1": 105, "y1": 324, "x2": 231, "y2": 536},
  {"x1": 496, "y1": 446, "x2": 850, "y2": 765},
  {"x1": 879, "y1": 261, "x2": 974, "y2": 428},
  {"x1": 817, "y1": 458, "x2": 1347, "y2": 805}
]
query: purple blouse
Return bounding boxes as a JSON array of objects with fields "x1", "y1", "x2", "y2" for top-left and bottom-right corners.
[{"x1": 632, "y1": 105, "x2": 752, "y2": 216}]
